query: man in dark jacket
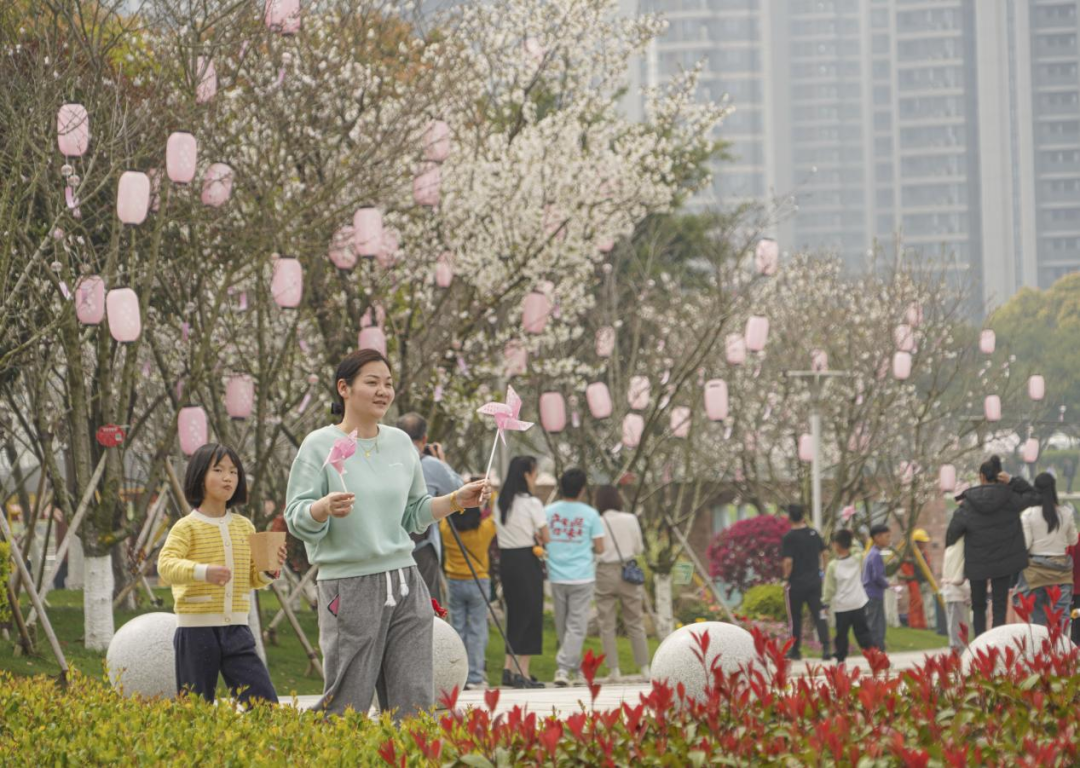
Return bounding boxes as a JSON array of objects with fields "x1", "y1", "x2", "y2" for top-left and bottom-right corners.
[{"x1": 946, "y1": 460, "x2": 1041, "y2": 637}]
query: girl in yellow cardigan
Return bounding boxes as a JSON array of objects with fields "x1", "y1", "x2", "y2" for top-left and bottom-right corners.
[{"x1": 158, "y1": 444, "x2": 285, "y2": 705}]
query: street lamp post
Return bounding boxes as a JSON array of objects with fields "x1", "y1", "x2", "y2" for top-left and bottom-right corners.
[{"x1": 785, "y1": 370, "x2": 850, "y2": 532}]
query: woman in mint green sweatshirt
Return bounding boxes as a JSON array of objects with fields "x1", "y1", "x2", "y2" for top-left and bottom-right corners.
[{"x1": 285, "y1": 349, "x2": 487, "y2": 720}]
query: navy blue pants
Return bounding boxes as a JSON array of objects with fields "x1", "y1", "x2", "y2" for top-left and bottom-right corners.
[{"x1": 173, "y1": 625, "x2": 278, "y2": 705}]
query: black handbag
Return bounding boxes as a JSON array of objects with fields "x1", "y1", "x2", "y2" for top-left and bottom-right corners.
[{"x1": 603, "y1": 515, "x2": 646, "y2": 585}]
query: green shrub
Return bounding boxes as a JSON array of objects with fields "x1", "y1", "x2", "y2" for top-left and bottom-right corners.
[
  {"x1": 739, "y1": 582, "x2": 787, "y2": 622},
  {"x1": 0, "y1": 540, "x2": 10, "y2": 625}
]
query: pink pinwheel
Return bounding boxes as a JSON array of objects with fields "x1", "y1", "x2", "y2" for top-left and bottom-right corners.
[
  {"x1": 323, "y1": 429, "x2": 357, "y2": 488},
  {"x1": 477, "y1": 385, "x2": 533, "y2": 480}
]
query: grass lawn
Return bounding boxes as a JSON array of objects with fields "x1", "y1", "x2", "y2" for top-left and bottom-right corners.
[{"x1": 2, "y1": 589, "x2": 947, "y2": 695}]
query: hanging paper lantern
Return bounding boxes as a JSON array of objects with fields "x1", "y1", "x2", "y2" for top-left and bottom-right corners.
[
  {"x1": 979, "y1": 329, "x2": 996, "y2": 354},
  {"x1": 328, "y1": 226, "x2": 357, "y2": 271},
  {"x1": 745, "y1": 316, "x2": 769, "y2": 352},
  {"x1": 894, "y1": 324, "x2": 915, "y2": 353},
  {"x1": 670, "y1": 407, "x2": 691, "y2": 438},
  {"x1": 905, "y1": 302, "x2": 923, "y2": 327},
  {"x1": 271, "y1": 257, "x2": 303, "y2": 308},
  {"x1": 622, "y1": 414, "x2": 644, "y2": 449},
  {"x1": 352, "y1": 207, "x2": 383, "y2": 257},
  {"x1": 892, "y1": 351, "x2": 912, "y2": 380},
  {"x1": 798, "y1": 433, "x2": 813, "y2": 463},
  {"x1": 811, "y1": 349, "x2": 828, "y2": 372},
  {"x1": 754, "y1": 238, "x2": 779, "y2": 276},
  {"x1": 166, "y1": 131, "x2": 198, "y2": 184},
  {"x1": 939, "y1": 464, "x2": 957, "y2": 493},
  {"x1": 503, "y1": 341, "x2": 527, "y2": 377},
  {"x1": 376, "y1": 228, "x2": 400, "y2": 269},
  {"x1": 106, "y1": 288, "x2": 141, "y2": 342},
  {"x1": 595, "y1": 326, "x2": 616, "y2": 358},
  {"x1": 281, "y1": 11, "x2": 301, "y2": 35},
  {"x1": 116, "y1": 171, "x2": 151, "y2": 225},
  {"x1": 75, "y1": 276, "x2": 106, "y2": 325},
  {"x1": 725, "y1": 334, "x2": 747, "y2": 366},
  {"x1": 704, "y1": 380, "x2": 729, "y2": 421},
  {"x1": 195, "y1": 56, "x2": 217, "y2": 104},
  {"x1": 540, "y1": 393, "x2": 567, "y2": 433},
  {"x1": 1022, "y1": 438, "x2": 1040, "y2": 464},
  {"x1": 200, "y1": 163, "x2": 233, "y2": 207},
  {"x1": 984, "y1": 395, "x2": 1002, "y2": 422},
  {"x1": 264, "y1": 0, "x2": 299, "y2": 30},
  {"x1": 522, "y1": 37, "x2": 545, "y2": 65},
  {"x1": 847, "y1": 425, "x2": 870, "y2": 453},
  {"x1": 178, "y1": 406, "x2": 208, "y2": 456},
  {"x1": 900, "y1": 461, "x2": 917, "y2": 485},
  {"x1": 586, "y1": 382, "x2": 613, "y2": 419},
  {"x1": 628, "y1": 376, "x2": 650, "y2": 410},
  {"x1": 522, "y1": 291, "x2": 551, "y2": 334},
  {"x1": 361, "y1": 303, "x2": 386, "y2": 329},
  {"x1": 435, "y1": 252, "x2": 454, "y2": 287},
  {"x1": 225, "y1": 375, "x2": 254, "y2": 420},
  {"x1": 597, "y1": 238, "x2": 615, "y2": 253},
  {"x1": 358, "y1": 326, "x2": 388, "y2": 357},
  {"x1": 1028, "y1": 375, "x2": 1045, "y2": 401},
  {"x1": 413, "y1": 163, "x2": 441, "y2": 207},
  {"x1": 423, "y1": 120, "x2": 452, "y2": 163},
  {"x1": 57, "y1": 103, "x2": 90, "y2": 157}
]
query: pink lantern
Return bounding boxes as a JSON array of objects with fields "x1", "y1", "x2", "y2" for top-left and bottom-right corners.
[
  {"x1": 329, "y1": 226, "x2": 358, "y2": 271},
  {"x1": 1028, "y1": 375, "x2": 1045, "y2": 401},
  {"x1": 196, "y1": 56, "x2": 217, "y2": 104},
  {"x1": 595, "y1": 326, "x2": 615, "y2": 358},
  {"x1": 178, "y1": 406, "x2": 208, "y2": 456},
  {"x1": 57, "y1": 104, "x2": 90, "y2": 157},
  {"x1": 200, "y1": 163, "x2": 233, "y2": 207},
  {"x1": 798, "y1": 433, "x2": 813, "y2": 462},
  {"x1": 811, "y1": 349, "x2": 828, "y2": 372},
  {"x1": 939, "y1": 464, "x2": 957, "y2": 493},
  {"x1": 413, "y1": 162, "x2": 441, "y2": 207},
  {"x1": 725, "y1": 334, "x2": 747, "y2": 366},
  {"x1": 376, "y1": 228, "x2": 400, "y2": 269},
  {"x1": 503, "y1": 341, "x2": 527, "y2": 377},
  {"x1": 358, "y1": 326, "x2": 388, "y2": 356},
  {"x1": 670, "y1": 406, "x2": 691, "y2": 438},
  {"x1": 423, "y1": 120, "x2": 452, "y2": 163},
  {"x1": 597, "y1": 238, "x2": 615, "y2": 253},
  {"x1": 361, "y1": 303, "x2": 386, "y2": 329},
  {"x1": 166, "y1": 132, "x2": 198, "y2": 184},
  {"x1": 281, "y1": 12, "x2": 301, "y2": 34},
  {"x1": 900, "y1": 461, "x2": 917, "y2": 486},
  {"x1": 106, "y1": 288, "x2": 141, "y2": 342},
  {"x1": 754, "y1": 238, "x2": 779, "y2": 276},
  {"x1": 979, "y1": 329, "x2": 996, "y2": 354},
  {"x1": 745, "y1": 316, "x2": 769, "y2": 353},
  {"x1": 628, "y1": 376, "x2": 650, "y2": 410},
  {"x1": 225, "y1": 375, "x2": 255, "y2": 420},
  {"x1": 1022, "y1": 438, "x2": 1040, "y2": 464},
  {"x1": 116, "y1": 171, "x2": 151, "y2": 225},
  {"x1": 543, "y1": 206, "x2": 567, "y2": 241},
  {"x1": 75, "y1": 276, "x2": 106, "y2": 325},
  {"x1": 892, "y1": 351, "x2": 912, "y2": 380},
  {"x1": 264, "y1": 0, "x2": 299, "y2": 30},
  {"x1": 522, "y1": 37, "x2": 545, "y2": 65},
  {"x1": 435, "y1": 252, "x2": 454, "y2": 287},
  {"x1": 271, "y1": 257, "x2": 303, "y2": 308},
  {"x1": 894, "y1": 324, "x2": 915, "y2": 353},
  {"x1": 352, "y1": 207, "x2": 383, "y2": 257},
  {"x1": 522, "y1": 291, "x2": 551, "y2": 334},
  {"x1": 704, "y1": 379, "x2": 728, "y2": 421},
  {"x1": 622, "y1": 413, "x2": 644, "y2": 449},
  {"x1": 540, "y1": 392, "x2": 567, "y2": 433},
  {"x1": 586, "y1": 382, "x2": 613, "y2": 419},
  {"x1": 984, "y1": 395, "x2": 1002, "y2": 422},
  {"x1": 905, "y1": 302, "x2": 924, "y2": 327}
]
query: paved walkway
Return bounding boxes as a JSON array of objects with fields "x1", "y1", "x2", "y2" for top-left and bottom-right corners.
[{"x1": 288, "y1": 649, "x2": 946, "y2": 718}]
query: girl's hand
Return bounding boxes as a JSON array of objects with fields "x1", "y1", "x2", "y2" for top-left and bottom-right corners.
[
  {"x1": 207, "y1": 565, "x2": 232, "y2": 585},
  {"x1": 276, "y1": 543, "x2": 288, "y2": 567},
  {"x1": 456, "y1": 479, "x2": 490, "y2": 509},
  {"x1": 313, "y1": 492, "x2": 356, "y2": 521}
]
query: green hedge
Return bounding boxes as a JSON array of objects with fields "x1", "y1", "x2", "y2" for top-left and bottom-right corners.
[{"x1": 739, "y1": 583, "x2": 786, "y2": 622}]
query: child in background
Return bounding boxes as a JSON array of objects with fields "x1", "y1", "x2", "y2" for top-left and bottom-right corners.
[
  {"x1": 862, "y1": 524, "x2": 892, "y2": 652},
  {"x1": 941, "y1": 539, "x2": 971, "y2": 651},
  {"x1": 824, "y1": 529, "x2": 877, "y2": 664},
  {"x1": 158, "y1": 444, "x2": 285, "y2": 705}
]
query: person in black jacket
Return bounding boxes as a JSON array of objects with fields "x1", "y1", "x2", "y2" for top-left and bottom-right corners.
[{"x1": 946, "y1": 460, "x2": 1041, "y2": 637}]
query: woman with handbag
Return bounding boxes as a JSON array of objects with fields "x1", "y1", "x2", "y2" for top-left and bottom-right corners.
[{"x1": 593, "y1": 485, "x2": 650, "y2": 681}]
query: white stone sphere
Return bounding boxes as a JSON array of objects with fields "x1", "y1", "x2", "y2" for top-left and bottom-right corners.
[
  {"x1": 961, "y1": 622, "x2": 1076, "y2": 674},
  {"x1": 106, "y1": 612, "x2": 178, "y2": 699},
  {"x1": 432, "y1": 616, "x2": 469, "y2": 702},
  {"x1": 650, "y1": 621, "x2": 758, "y2": 704}
]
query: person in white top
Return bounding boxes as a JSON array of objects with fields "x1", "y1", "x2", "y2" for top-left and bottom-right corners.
[
  {"x1": 1020, "y1": 472, "x2": 1078, "y2": 631},
  {"x1": 593, "y1": 485, "x2": 650, "y2": 682},
  {"x1": 493, "y1": 456, "x2": 549, "y2": 688}
]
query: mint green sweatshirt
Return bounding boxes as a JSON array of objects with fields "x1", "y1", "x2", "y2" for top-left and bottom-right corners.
[{"x1": 285, "y1": 425, "x2": 434, "y2": 580}]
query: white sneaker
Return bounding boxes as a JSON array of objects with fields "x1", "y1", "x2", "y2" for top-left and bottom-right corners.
[
  {"x1": 640, "y1": 664, "x2": 650, "y2": 680},
  {"x1": 605, "y1": 668, "x2": 624, "y2": 683},
  {"x1": 553, "y1": 669, "x2": 571, "y2": 687}
]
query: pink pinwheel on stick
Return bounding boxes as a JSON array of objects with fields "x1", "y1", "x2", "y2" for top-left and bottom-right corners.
[
  {"x1": 323, "y1": 430, "x2": 357, "y2": 490},
  {"x1": 477, "y1": 385, "x2": 534, "y2": 482}
]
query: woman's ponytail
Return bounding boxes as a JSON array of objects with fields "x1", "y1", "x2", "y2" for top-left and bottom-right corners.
[{"x1": 1034, "y1": 472, "x2": 1060, "y2": 534}]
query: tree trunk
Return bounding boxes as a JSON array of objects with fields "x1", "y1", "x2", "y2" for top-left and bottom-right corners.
[
  {"x1": 84, "y1": 554, "x2": 115, "y2": 651},
  {"x1": 654, "y1": 573, "x2": 674, "y2": 640}
]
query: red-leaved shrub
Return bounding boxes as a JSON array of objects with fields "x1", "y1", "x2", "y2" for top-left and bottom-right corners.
[{"x1": 708, "y1": 514, "x2": 791, "y2": 596}]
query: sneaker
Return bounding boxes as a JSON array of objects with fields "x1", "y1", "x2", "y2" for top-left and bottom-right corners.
[
  {"x1": 639, "y1": 664, "x2": 651, "y2": 680},
  {"x1": 553, "y1": 669, "x2": 571, "y2": 687},
  {"x1": 785, "y1": 650, "x2": 803, "y2": 661},
  {"x1": 502, "y1": 669, "x2": 513, "y2": 687},
  {"x1": 463, "y1": 681, "x2": 487, "y2": 691},
  {"x1": 605, "y1": 669, "x2": 624, "y2": 683},
  {"x1": 512, "y1": 674, "x2": 545, "y2": 689}
]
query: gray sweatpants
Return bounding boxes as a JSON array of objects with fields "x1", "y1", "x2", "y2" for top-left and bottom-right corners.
[
  {"x1": 315, "y1": 566, "x2": 433, "y2": 721},
  {"x1": 946, "y1": 601, "x2": 970, "y2": 650},
  {"x1": 552, "y1": 582, "x2": 593, "y2": 675},
  {"x1": 865, "y1": 597, "x2": 887, "y2": 652}
]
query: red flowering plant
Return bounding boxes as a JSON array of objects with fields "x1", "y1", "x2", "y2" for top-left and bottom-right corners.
[{"x1": 708, "y1": 514, "x2": 791, "y2": 597}]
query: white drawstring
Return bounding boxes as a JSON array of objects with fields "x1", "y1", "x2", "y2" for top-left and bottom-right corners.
[
  {"x1": 384, "y1": 571, "x2": 396, "y2": 608},
  {"x1": 398, "y1": 568, "x2": 410, "y2": 598}
]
